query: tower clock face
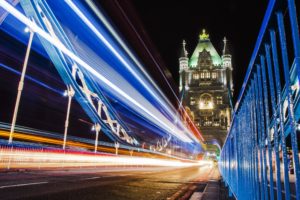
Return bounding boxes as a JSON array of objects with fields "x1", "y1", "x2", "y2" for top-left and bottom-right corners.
[{"x1": 199, "y1": 93, "x2": 213, "y2": 110}]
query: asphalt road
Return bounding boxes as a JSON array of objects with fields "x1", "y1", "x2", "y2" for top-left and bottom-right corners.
[{"x1": 0, "y1": 165, "x2": 218, "y2": 200}]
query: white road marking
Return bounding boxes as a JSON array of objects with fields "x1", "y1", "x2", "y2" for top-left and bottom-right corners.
[
  {"x1": 0, "y1": 181, "x2": 48, "y2": 189},
  {"x1": 81, "y1": 176, "x2": 100, "y2": 180}
]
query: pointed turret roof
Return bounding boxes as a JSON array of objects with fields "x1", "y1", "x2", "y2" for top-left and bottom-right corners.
[
  {"x1": 222, "y1": 37, "x2": 230, "y2": 55},
  {"x1": 189, "y1": 29, "x2": 222, "y2": 67},
  {"x1": 180, "y1": 40, "x2": 188, "y2": 58}
]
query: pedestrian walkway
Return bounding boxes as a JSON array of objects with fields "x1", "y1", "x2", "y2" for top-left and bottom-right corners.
[
  {"x1": 190, "y1": 166, "x2": 225, "y2": 200},
  {"x1": 189, "y1": 165, "x2": 235, "y2": 200},
  {"x1": 189, "y1": 180, "x2": 235, "y2": 200},
  {"x1": 189, "y1": 180, "x2": 219, "y2": 200}
]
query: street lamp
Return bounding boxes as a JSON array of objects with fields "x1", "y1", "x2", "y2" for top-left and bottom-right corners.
[
  {"x1": 93, "y1": 123, "x2": 101, "y2": 153},
  {"x1": 62, "y1": 85, "x2": 75, "y2": 150},
  {"x1": 9, "y1": 26, "x2": 35, "y2": 144},
  {"x1": 115, "y1": 141, "x2": 119, "y2": 155}
]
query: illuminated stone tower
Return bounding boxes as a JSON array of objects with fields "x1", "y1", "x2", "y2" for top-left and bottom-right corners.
[{"x1": 179, "y1": 30, "x2": 233, "y2": 146}]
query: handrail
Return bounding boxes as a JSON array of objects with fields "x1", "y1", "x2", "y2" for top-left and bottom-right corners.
[{"x1": 219, "y1": 0, "x2": 300, "y2": 199}]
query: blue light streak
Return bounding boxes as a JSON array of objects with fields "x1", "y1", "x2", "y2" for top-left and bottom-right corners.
[
  {"x1": 0, "y1": 0, "x2": 202, "y2": 154},
  {"x1": 0, "y1": 63, "x2": 63, "y2": 95}
]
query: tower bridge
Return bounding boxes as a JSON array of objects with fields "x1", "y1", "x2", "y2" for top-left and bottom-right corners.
[
  {"x1": 0, "y1": 0, "x2": 299, "y2": 199},
  {"x1": 179, "y1": 29, "x2": 233, "y2": 151}
]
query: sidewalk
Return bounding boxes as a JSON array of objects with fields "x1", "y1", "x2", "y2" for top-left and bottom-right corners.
[
  {"x1": 188, "y1": 165, "x2": 235, "y2": 200},
  {"x1": 189, "y1": 165, "x2": 219, "y2": 200}
]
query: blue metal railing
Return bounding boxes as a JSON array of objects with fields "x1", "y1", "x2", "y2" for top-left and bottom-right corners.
[{"x1": 219, "y1": 0, "x2": 300, "y2": 199}]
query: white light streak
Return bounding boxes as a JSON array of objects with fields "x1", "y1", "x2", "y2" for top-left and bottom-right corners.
[
  {"x1": 24, "y1": 27, "x2": 29, "y2": 32},
  {"x1": 0, "y1": 182, "x2": 48, "y2": 189},
  {"x1": 64, "y1": 0, "x2": 200, "y2": 142},
  {"x1": 0, "y1": 148, "x2": 202, "y2": 168},
  {"x1": 0, "y1": 0, "x2": 195, "y2": 142},
  {"x1": 76, "y1": 0, "x2": 177, "y2": 117}
]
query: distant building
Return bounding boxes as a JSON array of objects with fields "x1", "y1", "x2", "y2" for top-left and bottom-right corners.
[{"x1": 179, "y1": 29, "x2": 233, "y2": 146}]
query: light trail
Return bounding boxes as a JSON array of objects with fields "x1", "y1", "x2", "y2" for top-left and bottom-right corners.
[
  {"x1": 68, "y1": 0, "x2": 177, "y2": 122},
  {"x1": 0, "y1": 130, "x2": 138, "y2": 156},
  {"x1": 84, "y1": 0, "x2": 205, "y2": 142},
  {"x1": 0, "y1": 182, "x2": 48, "y2": 189},
  {"x1": 0, "y1": 122, "x2": 196, "y2": 160},
  {"x1": 63, "y1": 0, "x2": 199, "y2": 143},
  {"x1": 0, "y1": 0, "x2": 197, "y2": 143},
  {"x1": 0, "y1": 145, "x2": 206, "y2": 170},
  {"x1": 0, "y1": 63, "x2": 63, "y2": 95},
  {"x1": 64, "y1": 0, "x2": 203, "y2": 144},
  {"x1": 69, "y1": 34, "x2": 202, "y2": 146},
  {"x1": 0, "y1": 130, "x2": 187, "y2": 160}
]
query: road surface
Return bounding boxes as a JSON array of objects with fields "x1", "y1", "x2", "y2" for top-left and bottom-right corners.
[{"x1": 0, "y1": 165, "x2": 219, "y2": 200}]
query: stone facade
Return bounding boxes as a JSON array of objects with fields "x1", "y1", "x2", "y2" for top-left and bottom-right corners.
[{"x1": 179, "y1": 30, "x2": 233, "y2": 146}]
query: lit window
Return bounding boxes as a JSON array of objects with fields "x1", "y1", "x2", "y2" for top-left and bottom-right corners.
[
  {"x1": 205, "y1": 72, "x2": 210, "y2": 79},
  {"x1": 204, "y1": 120, "x2": 212, "y2": 126},
  {"x1": 193, "y1": 73, "x2": 199, "y2": 80},
  {"x1": 213, "y1": 118, "x2": 220, "y2": 126},
  {"x1": 217, "y1": 96, "x2": 223, "y2": 104},
  {"x1": 190, "y1": 97, "x2": 195, "y2": 105},
  {"x1": 200, "y1": 73, "x2": 205, "y2": 79},
  {"x1": 212, "y1": 72, "x2": 217, "y2": 79}
]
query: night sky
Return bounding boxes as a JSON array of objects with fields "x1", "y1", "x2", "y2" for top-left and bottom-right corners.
[{"x1": 100, "y1": 0, "x2": 270, "y2": 103}]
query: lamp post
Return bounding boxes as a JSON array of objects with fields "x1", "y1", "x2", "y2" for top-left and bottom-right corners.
[
  {"x1": 9, "y1": 27, "x2": 34, "y2": 144},
  {"x1": 62, "y1": 85, "x2": 75, "y2": 150},
  {"x1": 115, "y1": 141, "x2": 119, "y2": 155},
  {"x1": 93, "y1": 123, "x2": 101, "y2": 153}
]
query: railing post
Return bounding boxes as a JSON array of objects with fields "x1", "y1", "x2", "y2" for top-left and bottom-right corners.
[
  {"x1": 250, "y1": 80, "x2": 260, "y2": 200},
  {"x1": 261, "y1": 54, "x2": 275, "y2": 200},
  {"x1": 257, "y1": 64, "x2": 269, "y2": 200},
  {"x1": 265, "y1": 43, "x2": 282, "y2": 200},
  {"x1": 247, "y1": 91, "x2": 255, "y2": 199},
  {"x1": 277, "y1": 12, "x2": 300, "y2": 199},
  {"x1": 254, "y1": 73, "x2": 263, "y2": 200},
  {"x1": 287, "y1": 0, "x2": 300, "y2": 58},
  {"x1": 270, "y1": 29, "x2": 291, "y2": 200},
  {"x1": 237, "y1": 117, "x2": 242, "y2": 197},
  {"x1": 234, "y1": 122, "x2": 239, "y2": 195}
]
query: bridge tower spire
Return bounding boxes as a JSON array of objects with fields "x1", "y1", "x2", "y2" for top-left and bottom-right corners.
[{"x1": 179, "y1": 40, "x2": 189, "y2": 93}]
